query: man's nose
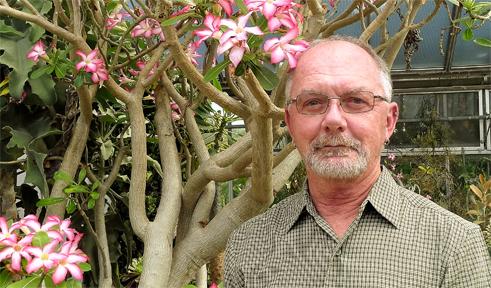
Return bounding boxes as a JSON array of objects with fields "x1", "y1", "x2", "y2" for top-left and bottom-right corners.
[{"x1": 320, "y1": 99, "x2": 348, "y2": 132}]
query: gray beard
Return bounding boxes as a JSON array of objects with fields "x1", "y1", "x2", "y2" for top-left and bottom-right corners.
[{"x1": 305, "y1": 134, "x2": 369, "y2": 180}]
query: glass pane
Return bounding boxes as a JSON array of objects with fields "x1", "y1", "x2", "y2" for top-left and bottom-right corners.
[
  {"x1": 445, "y1": 92, "x2": 479, "y2": 117},
  {"x1": 393, "y1": 94, "x2": 439, "y2": 119},
  {"x1": 447, "y1": 120, "x2": 480, "y2": 147}
]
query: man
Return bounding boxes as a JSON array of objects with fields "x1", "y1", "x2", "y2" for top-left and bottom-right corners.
[{"x1": 224, "y1": 36, "x2": 491, "y2": 287}]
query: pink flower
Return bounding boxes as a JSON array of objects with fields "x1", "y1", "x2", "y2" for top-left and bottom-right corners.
[
  {"x1": 194, "y1": 13, "x2": 222, "y2": 46},
  {"x1": 13, "y1": 214, "x2": 63, "y2": 241},
  {"x1": 25, "y1": 240, "x2": 63, "y2": 273},
  {"x1": 44, "y1": 216, "x2": 76, "y2": 241},
  {"x1": 91, "y1": 67, "x2": 109, "y2": 85},
  {"x1": 263, "y1": 30, "x2": 309, "y2": 68},
  {"x1": 106, "y1": 12, "x2": 125, "y2": 30},
  {"x1": 218, "y1": 0, "x2": 235, "y2": 17},
  {"x1": 218, "y1": 12, "x2": 263, "y2": 66},
  {"x1": 387, "y1": 153, "x2": 396, "y2": 161},
  {"x1": 131, "y1": 18, "x2": 164, "y2": 41},
  {"x1": 218, "y1": 38, "x2": 250, "y2": 67},
  {"x1": 209, "y1": 283, "x2": 219, "y2": 288},
  {"x1": 75, "y1": 50, "x2": 103, "y2": 73},
  {"x1": 26, "y1": 41, "x2": 47, "y2": 62},
  {"x1": 0, "y1": 236, "x2": 33, "y2": 271},
  {"x1": 245, "y1": 0, "x2": 292, "y2": 19},
  {"x1": 51, "y1": 238, "x2": 88, "y2": 284},
  {"x1": 266, "y1": 5, "x2": 301, "y2": 32},
  {"x1": 220, "y1": 12, "x2": 263, "y2": 43},
  {"x1": 0, "y1": 217, "x2": 17, "y2": 243},
  {"x1": 186, "y1": 43, "x2": 201, "y2": 66},
  {"x1": 170, "y1": 5, "x2": 192, "y2": 17}
]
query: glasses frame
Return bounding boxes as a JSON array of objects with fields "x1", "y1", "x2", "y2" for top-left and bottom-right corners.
[{"x1": 287, "y1": 91, "x2": 388, "y2": 115}]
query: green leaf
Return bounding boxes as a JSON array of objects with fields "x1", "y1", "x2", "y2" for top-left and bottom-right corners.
[
  {"x1": 473, "y1": 37, "x2": 491, "y2": 47},
  {"x1": 462, "y1": 28, "x2": 474, "y2": 41},
  {"x1": 147, "y1": 155, "x2": 164, "y2": 179},
  {"x1": 0, "y1": 269, "x2": 13, "y2": 288},
  {"x1": 100, "y1": 139, "x2": 114, "y2": 161},
  {"x1": 28, "y1": 72, "x2": 57, "y2": 105},
  {"x1": 63, "y1": 185, "x2": 90, "y2": 194},
  {"x1": 64, "y1": 279, "x2": 82, "y2": 288},
  {"x1": 249, "y1": 63, "x2": 278, "y2": 91},
  {"x1": 161, "y1": 12, "x2": 197, "y2": 26},
  {"x1": 25, "y1": 149, "x2": 48, "y2": 196},
  {"x1": 66, "y1": 199, "x2": 77, "y2": 214},
  {"x1": 87, "y1": 198, "x2": 96, "y2": 209},
  {"x1": 53, "y1": 170, "x2": 73, "y2": 184},
  {"x1": 90, "y1": 191, "x2": 100, "y2": 200},
  {"x1": 77, "y1": 168, "x2": 86, "y2": 184},
  {"x1": 78, "y1": 262, "x2": 92, "y2": 272},
  {"x1": 203, "y1": 60, "x2": 230, "y2": 82},
  {"x1": 235, "y1": 0, "x2": 249, "y2": 14},
  {"x1": 0, "y1": 20, "x2": 24, "y2": 37},
  {"x1": 91, "y1": 181, "x2": 101, "y2": 192},
  {"x1": 30, "y1": 65, "x2": 52, "y2": 79},
  {"x1": 31, "y1": 231, "x2": 51, "y2": 247},
  {"x1": 36, "y1": 197, "x2": 65, "y2": 207},
  {"x1": 74, "y1": 74, "x2": 84, "y2": 88},
  {"x1": 0, "y1": 36, "x2": 36, "y2": 98},
  {"x1": 6, "y1": 276, "x2": 42, "y2": 288},
  {"x1": 212, "y1": 77, "x2": 222, "y2": 91}
]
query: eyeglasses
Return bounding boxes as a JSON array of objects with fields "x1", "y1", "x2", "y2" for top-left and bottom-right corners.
[{"x1": 288, "y1": 91, "x2": 388, "y2": 115}]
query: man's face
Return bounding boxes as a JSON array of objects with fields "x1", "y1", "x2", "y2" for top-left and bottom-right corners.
[{"x1": 285, "y1": 41, "x2": 398, "y2": 181}]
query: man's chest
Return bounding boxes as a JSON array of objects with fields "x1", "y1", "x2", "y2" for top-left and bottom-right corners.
[{"x1": 241, "y1": 216, "x2": 444, "y2": 287}]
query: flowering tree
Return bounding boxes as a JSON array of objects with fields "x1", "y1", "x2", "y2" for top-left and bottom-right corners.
[{"x1": 0, "y1": 0, "x2": 460, "y2": 287}]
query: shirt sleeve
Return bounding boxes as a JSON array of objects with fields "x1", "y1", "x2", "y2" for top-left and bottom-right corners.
[
  {"x1": 224, "y1": 229, "x2": 245, "y2": 288},
  {"x1": 441, "y1": 225, "x2": 491, "y2": 287}
]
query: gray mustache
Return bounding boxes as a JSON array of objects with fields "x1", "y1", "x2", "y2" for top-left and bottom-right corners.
[{"x1": 311, "y1": 134, "x2": 361, "y2": 152}]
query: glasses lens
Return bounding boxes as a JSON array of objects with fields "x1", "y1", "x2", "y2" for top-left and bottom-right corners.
[
  {"x1": 340, "y1": 91, "x2": 374, "y2": 113},
  {"x1": 296, "y1": 93, "x2": 328, "y2": 115}
]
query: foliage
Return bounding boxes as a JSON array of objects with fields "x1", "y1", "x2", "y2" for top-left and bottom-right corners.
[
  {"x1": 0, "y1": 215, "x2": 90, "y2": 287},
  {"x1": 447, "y1": 0, "x2": 491, "y2": 47},
  {"x1": 467, "y1": 173, "x2": 491, "y2": 228}
]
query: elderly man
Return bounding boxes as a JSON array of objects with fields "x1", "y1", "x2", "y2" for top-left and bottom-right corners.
[{"x1": 224, "y1": 36, "x2": 491, "y2": 287}]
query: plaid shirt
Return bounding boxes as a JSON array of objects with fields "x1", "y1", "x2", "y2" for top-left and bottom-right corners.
[{"x1": 224, "y1": 167, "x2": 491, "y2": 287}]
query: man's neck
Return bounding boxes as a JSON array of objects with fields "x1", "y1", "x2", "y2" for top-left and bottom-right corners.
[{"x1": 306, "y1": 165, "x2": 381, "y2": 238}]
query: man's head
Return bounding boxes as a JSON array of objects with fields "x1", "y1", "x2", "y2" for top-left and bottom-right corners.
[{"x1": 284, "y1": 36, "x2": 399, "y2": 181}]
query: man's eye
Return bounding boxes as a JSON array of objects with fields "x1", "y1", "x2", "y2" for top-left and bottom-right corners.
[
  {"x1": 303, "y1": 98, "x2": 324, "y2": 107},
  {"x1": 344, "y1": 97, "x2": 369, "y2": 105}
]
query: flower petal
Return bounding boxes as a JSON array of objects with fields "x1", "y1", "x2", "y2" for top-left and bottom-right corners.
[{"x1": 229, "y1": 46, "x2": 245, "y2": 67}]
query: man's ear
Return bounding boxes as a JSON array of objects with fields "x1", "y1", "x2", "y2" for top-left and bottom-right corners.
[{"x1": 385, "y1": 102, "x2": 399, "y2": 140}]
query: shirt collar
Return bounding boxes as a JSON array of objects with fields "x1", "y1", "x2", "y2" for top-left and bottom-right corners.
[{"x1": 282, "y1": 166, "x2": 401, "y2": 234}]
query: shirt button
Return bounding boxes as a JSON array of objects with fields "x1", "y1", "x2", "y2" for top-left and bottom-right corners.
[{"x1": 335, "y1": 250, "x2": 341, "y2": 256}]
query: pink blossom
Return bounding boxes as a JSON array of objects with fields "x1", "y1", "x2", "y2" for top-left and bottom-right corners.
[
  {"x1": 218, "y1": 38, "x2": 250, "y2": 67},
  {"x1": 106, "y1": 12, "x2": 125, "y2": 30},
  {"x1": 91, "y1": 67, "x2": 109, "y2": 85},
  {"x1": 218, "y1": 0, "x2": 235, "y2": 16},
  {"x1": 44, "y1": 216, "x2": 76, "y2": 241},
  {"x1": 194, "y1": 13, "x2": 222, "y2": 46},
  {"x1": 25, "y1": 240, "x2": 63, "y2": 273},
  {"x1": 266, "y1": 5, "x2": 301, "y2": 32},
  {"x1": 263, "y1": 30, "x2": 309, "y2": 68},
  {"x1": 13, "y1": 214, "x2": 63, "y2": 241},
  {"x1": 387, "y1": 153, "x2": 396, "y2": 161},
  {"x1": 75, "y1": 50, "x2": 103, "y2": 73},
  {"x1": 0, "y1": 217, "x2": 17, "y2": 243},
  {"x1": 209, "y1": 283, "x2": 219, "y2": 288},
  {"x1": 186, "y1": 43, "x2": 201, "y2": 66},
  {"x1": 170, "y1": 5, "x2": 192, "y2": 17},
  {"x1": 51, "y1": 238, "x2": 88, "y2": 284},
  {"x1": 130, "y1": 60, "x2": 157, "y2": 78},
  {"x1": 329, "y1": 0, "x2": 337, "y2": 7},
  {"x1": 131, "y1": 18, "x2": 164, "y2": 41},
  {"x1": 220, "y1": 12, "x2": 263, "y2": 44},
  {"x1": 0, "y1": 236, "x2": 33, "y2": 271},
  {"x1": 26, "y1": 41, "x2": 47, "y2": 62},
  {"x1": 245, "y1": 0, "x2": 292, "y2": 19}
]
